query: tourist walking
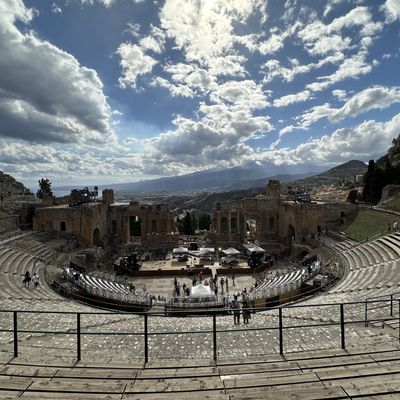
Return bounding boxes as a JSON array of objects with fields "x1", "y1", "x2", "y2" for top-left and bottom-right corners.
[
  {"x1": 225, "y1": 276, "x2": 229, "y2": 293},
  {"x1": 220, "y1": 277, "x2": 225, "y2": 294},
  {"x1": 232, "y1": 295, "x2": 240, "y2": 324},
  {"x1": 23, "y1": 271, "x2": 31, "y2": 288},
  {"x1": 31, "y1": 273, "x2": 40, "y2": 289}
]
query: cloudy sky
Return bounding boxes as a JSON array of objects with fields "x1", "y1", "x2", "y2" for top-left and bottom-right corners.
[{"x1": 1, "y1": 0, "x2": 400, "y2": 187}]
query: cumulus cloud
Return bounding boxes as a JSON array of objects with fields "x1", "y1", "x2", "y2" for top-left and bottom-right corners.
[
  {"x1": 331, "y1": 86, "x2": 400, "y2": 121},
  {"x1": 51, "y1": 3, "x2": 62, "y2": 13},
  {"x1": 273, "y1": 90, "x2": 312, "y2": 107},
  {"x1": 261, "y1": 53, "x2": 344, "y2": 83},
  {"x1": 289, "y1": 114, "x2": 400, "y2": 164},
  {"x1": 210, "y1": 80, "x2": 269, "y2": 109},
  {"x1": 0, "y1": 0, "x2": 114, "y2": 145},
  {"x1": 159, "y1": 0, "x2": 265, "y2": 62},
  {"x1": 117, "y1": 43, "x2": 158, "y2": 89},
  {"x1": 381, "y1": 0, "x2": 400, "y2": 22},
  {"x1": 293, "y1": 86, "x2": 400, "y2": 129},
  {"x1": 306, "y1": 51, "x2": 375, "y2": 92},
  {"x1": 332, "y1": 89, "x2": 347, "y2": 101},
  {"x1": 298, "y1": 6, "x2": 375, "y2": 57}
]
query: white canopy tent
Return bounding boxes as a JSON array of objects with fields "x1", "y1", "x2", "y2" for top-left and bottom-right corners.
[
  {"x1": 188, "y1": 247, "x2": 215, "y2": 257},
  {"x1": 242, "y1": 244, "x2": 266, "y2": 253},
  {"x1": 222, "y1": 247, "x2": 240, "y2": 256},
  {"x1": 172, "y1": 247, "x2": 189, "y2": 254},
  {"x1": 190, "y1": 284, "x2": 213, "y2": 298}
]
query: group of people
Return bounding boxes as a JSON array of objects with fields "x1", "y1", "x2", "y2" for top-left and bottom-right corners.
[
  {"x1": 202, "y1": 274, "x2": 233, "y2": 295},
  {"x1": 230, "y1": 294, "x2": 252, "y2": 324},
  {"x1": 22, "y1": 271, "x2": 40, "y2": 289}
]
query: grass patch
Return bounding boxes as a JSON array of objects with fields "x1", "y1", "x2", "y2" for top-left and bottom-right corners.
[{"x1": 336, "y1": 208, "x2": 399, "y2": 241}]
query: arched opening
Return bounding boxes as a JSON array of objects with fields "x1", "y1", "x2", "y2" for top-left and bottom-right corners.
[
  {"x1": 151, "y1": 219, "x2": 157, "y2": 233},
  {"x1": 287, "y1": 224, "x2": 295, "y2": 243},
  {"x1": 93, "y1": 228, "x2": 100, "y2": 246},
  {"x1": 159, "y1": 218, "x2": 167, "y2": 232},
  {"x1": 245, "y1": 214, "x2": 259, "y2": 241},
  {"x1": 220, "y1": 217, "x2": 228, "y2": 233},
  {"x1": 111, "y1": 220, "x2": 117, "y2": 234},
  {"x1": 60, "y1": 221, "x2": 66, "y2": 232},
  {"x1": 269, "y1": 217, "x2": 274, "y2": 230},
  {"x1": 129, "y1": 216, "x2": 142, "y2": 237},
  {"x1": 231, "y1": 217, "x2": 237, "y2": 233}
]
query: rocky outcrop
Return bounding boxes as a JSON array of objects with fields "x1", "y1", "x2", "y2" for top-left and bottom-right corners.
[
  {"x1": 387, "y1": 136, "x2": 400, "y2": 167},
  {"x1": 0, "y1": 171, "x2": 29, "y2": 196},
  {"x1": 0, "y1": 171, "x2": 39, "y2": 212},
  {"x1": 377, "y1": 135, "x2": 400, "y2": 168}
]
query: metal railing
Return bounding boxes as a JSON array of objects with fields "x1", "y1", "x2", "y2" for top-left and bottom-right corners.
[{"x1": 1, "y1": 298, "x2": 399, "y2": 363}]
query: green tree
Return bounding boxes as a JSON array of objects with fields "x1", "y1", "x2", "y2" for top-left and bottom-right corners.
[
  {"x1": 183, "y1": 212, "x2": 195, "y2": 235},
  {"x1": 363, "y1": 160, "x2": 376, "y2": 203},
  {"x1": 347, "y1": 189, "x2": 359, "y2": 204},
  {"x1": 36, "y1": 178, "x2": 54, "y2": 199},
  {"x1": 198, "y1": 213, "x2": 211, "y2": 230}
]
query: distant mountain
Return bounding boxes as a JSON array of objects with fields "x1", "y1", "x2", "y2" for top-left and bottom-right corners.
[
  {"x1": 163, "y1": 160, "x2": 368, "y2": 212},
  {"x1": 287, "y1": 160, "x2": 367, "y2": 188},
  {"x1": 108, "y1": 162, "x2": 325, "y2": 194},
  {"x1": 53, "y1": 160, "x2": 365, "y2": 199}
]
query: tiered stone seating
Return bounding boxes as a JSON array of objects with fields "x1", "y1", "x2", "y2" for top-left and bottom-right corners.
[
  {"x1": 64, "y1": 267, "x2": 151, "y2": 307},
  {"x1": 1, "y1": 346, "x2": 400, "y2": 398},
  {"x1": 1, "y1": 231, "x2": 400, "y2": 398},
  {"x1": 249, "y1": 258, "x2": 320, "y2": 300}
]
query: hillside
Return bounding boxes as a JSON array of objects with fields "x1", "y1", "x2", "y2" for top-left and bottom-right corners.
[
  {"x1": 287, "y1": 160, "x2": 367, "y2": 188},
  {"x1": 98, "y1": 162, "x2": 325, "y2": 194},
  {"x1": 161, "y1": 160, "x2": 367, "y2": 212}
]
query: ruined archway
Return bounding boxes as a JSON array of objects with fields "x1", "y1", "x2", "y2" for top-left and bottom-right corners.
[
  {"x1": 129, "y1": 216, "x2": 142, "y2": 237},
  {"x1": 245, "y1": 213, "x2": 260, "y2": 241},
  {"x1": 93, "y1": 228, "x2": 100, "y2": 246},
  {"x1": 111, "y1": 220, "x2": 117, "y2": 234},
  {"x1": 221, "y1": 217, "x2": 228, "y2": 233},
  {"x1": 231, "y1": 217, "x2": 237, "y2": 234},
  {"x1": 287, "y1": 224, "x2": 295, "y2": 243}
]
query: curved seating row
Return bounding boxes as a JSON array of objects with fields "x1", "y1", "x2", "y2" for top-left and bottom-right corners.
[
  {"x1": 64, "y1": 267, "x2": 151, "y2": 307},
  {"x1": 249, "y1": 259, "x2": 321, "y2": 301}
]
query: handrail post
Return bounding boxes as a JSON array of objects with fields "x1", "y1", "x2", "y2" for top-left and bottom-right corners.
[
  {"x1": 13, "y1": 311, "x2": 18, "y2": 358},
  {"x1": 340, "y1": 304, "x2": 345, "y2": 349},
  {"x1": 391, "y1": 294, "x2": 394, "y2": 317},
  {"x1": 213, "y1": 313, "x2": 217, "y2": 362},
  {"x1": 279, "y1": 307, "x2": 283, "y2": 355},
  {"x1": 365, "y1": 299, "x2": 368, "y2": 327},
  {"x1": 76, "y1": 313, "x2": 81, "y2": 361},
  {"x1": 144, "y1": 314, "x2": 148, "y2": 364}
]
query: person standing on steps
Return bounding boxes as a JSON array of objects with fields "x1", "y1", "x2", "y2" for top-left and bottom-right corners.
[
  {"x1": 23, "y1": 271, "x2": 31, "y2": 288},
  {"x1": 232, "y1": 295, "x2": 241, "y2": 324},
  {"x1": 32, "y1": 272, "x2": 40, "y2": 289},
  {"x1": 242, "y1": 297, "x2": 251, "y2": 324}
]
